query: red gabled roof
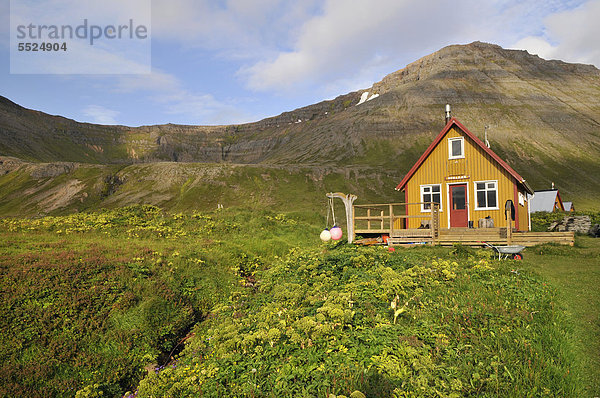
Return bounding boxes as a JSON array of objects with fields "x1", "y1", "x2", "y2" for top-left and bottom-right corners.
[{"x1": 395, "y1": 118, "x2": 533, "y2": 194}]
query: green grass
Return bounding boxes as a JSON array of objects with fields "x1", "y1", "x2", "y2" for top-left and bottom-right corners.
[
  {"x1": 0, "y1": 206, "x2": 319, "y2": 397},
  {"x1": 0, "y1": 162, "x2": 403, "y2": 218},
  {"x1": 520, "y1": 237, "x2": 600, "y2": 396},
  {"x1": 0, "y1": 207, "x2": 598, "y2": 397}
]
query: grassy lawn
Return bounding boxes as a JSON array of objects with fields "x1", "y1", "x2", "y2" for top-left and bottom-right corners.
[
  {"x1": 1, "y1": 206, "x2": 597, "y2": 397},
  {"x1": 521, "y1": 237, "x2": 600, "y2": 396}
]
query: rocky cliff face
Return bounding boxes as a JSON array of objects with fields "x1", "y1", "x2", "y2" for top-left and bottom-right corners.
[
  {"x1": 1, "y1": 41, "x2": 600, "y2": 206},
  {"x1": 2, "y1": 42, "x2": 599, "y2": 167}
]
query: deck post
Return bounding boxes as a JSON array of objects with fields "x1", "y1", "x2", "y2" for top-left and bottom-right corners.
[
  {"x1": 431, "y1": 204, "x2": 437, "y2": 245},
  {"x1": 380, "y1": 210, "x2": 384, "y2": 230},
  {"x1": 430, "y1": 204, "x2": 434, "y2": 245},
  {"x1": 506, "y1": 209, "x2": 512, "y2": 245},
  {"x1": 352, "y1": 205, "x2": 356, "y2": 243},
  {"x1": 389, "y1": 204, "x2": 394, "y2": 235},
  {"x1": 367, "y1": 208, "x2": 371, "y2": 230},
  {"x1": 436, "y1": 206, "x2": 440, "y2": 239},
  {"x1": 327, "y1": 192, "x2": 358, "y2": 244}
]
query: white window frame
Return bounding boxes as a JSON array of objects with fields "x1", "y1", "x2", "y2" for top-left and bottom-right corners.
[
  {"x1": 474, "y1": 180, "x2": 499, "y2": 210},
  {"x1": 420, "y1": 184, "x2": 442, "y2": 212},
  {"x1": 448, "y1": 137, "x2": 464, "y2": 159}
]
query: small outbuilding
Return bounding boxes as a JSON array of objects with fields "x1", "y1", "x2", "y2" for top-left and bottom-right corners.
[{"x1": 528, "y1": 189, "x2": 565, "y2": 213}]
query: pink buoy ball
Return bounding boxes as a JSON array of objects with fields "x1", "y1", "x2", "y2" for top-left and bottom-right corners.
[
  {"x1": 320, "y1": 229, "x2": 331, "y2": 242},
  {"x1": 330, "y1": 226, "x2": 343, "y2": 240}
]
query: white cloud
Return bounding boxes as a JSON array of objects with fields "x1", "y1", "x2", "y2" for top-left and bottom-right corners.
[
  {"x1": 114, "y1": 71, "x2": 181, "y2": 93},
  {"x1": 82, "y1": 105, "x2": 120, "y2": 124},
  {"x1": 8, "y1": 0, "x2": 597, "y2": 127},
  {"x1": 113, "y1": 70, "x2": 255, "y2": 124},
  {"x1": 236, "y1": 0, "x2": 597, "y2": 96},
  {"x1": 9, "y1": 0, "x2": 151, "y2": 74},
  {"x1": 512, "y1": 36, "x2": 558, "y2": 59},
  {"x1": 544, "y1": 0, "x2": 600, "y2": 65},
  {"x1": 0, "y1": 0, "x2": 9, "y2": 49},
  {"x1": 151, "y1": 0, "x2": 318, "y2": 59},
  {"x1": 510, "y1": 0, "x2": 600, "y2": 67},
  {"x1": 160, "y1": 92, "x2": 251, "y2": 125},
  {"x1": 239, "y1": 0, "x2": 489, "y2": 93},
  {"x1": 511, "y1": 0, "x2": 600, "y2": 66}
]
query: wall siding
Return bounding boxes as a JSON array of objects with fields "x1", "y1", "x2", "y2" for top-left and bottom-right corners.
[
  {"x1": 405, "y1": 126, "x2": 529, "y2": 230},
  {"x1": 517, "y1": 186, "x2": 530, "y2": 231}
]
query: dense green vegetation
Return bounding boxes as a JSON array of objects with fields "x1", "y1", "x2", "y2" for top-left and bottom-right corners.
[
  {"x1": 530, "y1": 211, "x2": 600, "y2": 232},
  {"x1": 137, "y1": 244, "x2": 582, "y2": 397},
  {"x1": 0, "y1": 161, "x2": 401, "y2": 220},
  {"x1": 0, "y1": 207, "x2": 598, "y2": 397},
  {"x1": 0, "y1": 206, "x2": 317, "y2": 397}
]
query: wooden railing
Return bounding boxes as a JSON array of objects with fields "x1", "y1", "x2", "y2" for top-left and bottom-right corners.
[
  {"x1": 352, "y1": 202, "x2": 573, "y2": 246},
  {"x1": 353, "y1": 202, "x2": 440, "y2": 243}
]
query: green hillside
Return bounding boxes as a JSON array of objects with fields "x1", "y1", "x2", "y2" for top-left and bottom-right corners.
[
  {"x1": 0, "y1": 159, "x2": 401, "y2": 224},
  {"x1": 2, "y1": 42, "x2": 600, "y2": 211}
]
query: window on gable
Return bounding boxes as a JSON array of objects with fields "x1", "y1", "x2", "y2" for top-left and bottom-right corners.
[
  {"x1": 421, "y1": 184, "x2": 441, "y2": 212},
  {"x1": 448, "y1": 137, "x2": 464, "y2": 159},
  {"x1": 475, "y1": 181, "x2": 498, "y2": 209}
]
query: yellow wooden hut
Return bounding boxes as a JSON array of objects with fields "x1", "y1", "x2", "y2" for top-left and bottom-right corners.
[{"x1": 394, "y1": 118, "x2": 534, "y2": 231}]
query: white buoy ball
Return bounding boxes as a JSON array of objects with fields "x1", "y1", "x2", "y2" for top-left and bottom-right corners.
[
  {"x1": 320, "y1": 229, "x2": 331, "y2": 242},
  {"x1": 330, "y1": 226, "x2": 343, "y2": 240}
]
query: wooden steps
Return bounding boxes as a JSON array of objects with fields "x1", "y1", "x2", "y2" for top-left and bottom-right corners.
[
  {"x1": 437, "y1": 228, "x2": 503, "y2": 246},
  {"x1": 385, "y1": 229, "x2": 574, "y2": 247},
  {"x1": 387, "y1": 237, "x2": 433, "y2": 245},
  {"x1": 512, "y1": 232, "x2": 575, "y2": 247},
  {"x1": 390, "y1": 229, "x2": 434, "y2": 238}
]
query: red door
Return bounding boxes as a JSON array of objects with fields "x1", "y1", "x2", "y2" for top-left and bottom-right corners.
[{"x1": 450, "y1": 184, "x2": 468, "y2": 228}]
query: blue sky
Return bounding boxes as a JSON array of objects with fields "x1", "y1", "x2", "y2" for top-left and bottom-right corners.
[{"x1": 1, "y1": 0, "x2": 598, "y2": 127}]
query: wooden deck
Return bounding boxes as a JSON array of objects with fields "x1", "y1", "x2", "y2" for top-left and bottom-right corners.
[
  {"x1": 436, "y1": 228, "x2": 574, "y2": 247},
  {"x1": 353, "y1": 202, "x2": 574, "y2": 247}
]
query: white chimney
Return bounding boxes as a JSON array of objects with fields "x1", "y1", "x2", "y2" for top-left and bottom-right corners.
[{"x1": 445, "y1": 104, "x2": 451, "y2": 124}]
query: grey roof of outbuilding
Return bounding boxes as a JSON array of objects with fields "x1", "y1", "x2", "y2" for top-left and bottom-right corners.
[
  {"x1": 563, "y1": 202, "x2": 573, "y2": 211},
  {"x1": 528, "y1": 190, "x2": 558, "y2": 212}
]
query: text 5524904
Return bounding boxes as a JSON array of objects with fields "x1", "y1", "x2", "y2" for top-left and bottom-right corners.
[{"x1": 18, "y1": 42, "x2": 67, "y2": 51}]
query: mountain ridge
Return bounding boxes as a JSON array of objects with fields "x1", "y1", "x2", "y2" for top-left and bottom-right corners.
[
  {"x1": 1, "y1": 41, "x2": 600, "y2": 214},
  {"x1": 2, "y1": 41, "x2": 599, "y2": 165}
]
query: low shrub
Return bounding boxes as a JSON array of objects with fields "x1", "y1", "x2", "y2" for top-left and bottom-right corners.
[{"x1": 135, "y1": 245, "x2": 581, "y2": 397}]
